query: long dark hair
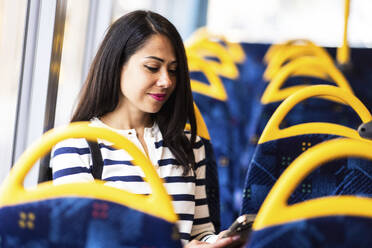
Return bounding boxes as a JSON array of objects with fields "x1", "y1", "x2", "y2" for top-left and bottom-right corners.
[{"x1": 71, "y1": 10, "x2": 197, "y2": 175}]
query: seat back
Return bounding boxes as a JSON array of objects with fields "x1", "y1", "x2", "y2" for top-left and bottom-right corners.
[
  {"x1": 241, "y1": 85, "x2": 372, "y2": 214},
  {"x1": 247, "y1": 138, "x2": 372, "y2": 248},
  {"x1": 242, "y1": 50, "x2": 355, "y2": 185},
  {"x1": 243, "y1": 76, "x2": 357, "y2": 181},
  {"x1": 0, "y1": 123, "x2": 182, "y2": 247},
  {"x1": 261, "y1": 56, "x2": 353, "y2": 104},
  {"x1": 264, "y1": 39, "x2": 318, "y2": 63},
  {"x1": 264, "y1": 42, "x2": 333, "y2": 81}
]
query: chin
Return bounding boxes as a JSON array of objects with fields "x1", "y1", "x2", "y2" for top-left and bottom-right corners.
[
  {"x1": 143, "y1": 106, "x2": 162, "y2": 114},
  {"x1": 141, "y1": 101, "x2": 166, "y2": 114}
]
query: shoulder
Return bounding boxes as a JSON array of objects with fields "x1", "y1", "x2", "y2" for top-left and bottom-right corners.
[{"x1": 51, "y1": 138, "x2": 89, "y2": 158}]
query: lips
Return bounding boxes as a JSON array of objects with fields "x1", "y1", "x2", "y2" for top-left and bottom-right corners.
[{"x1": 149, "y1": 93, "x2": 166, "y2": 101}]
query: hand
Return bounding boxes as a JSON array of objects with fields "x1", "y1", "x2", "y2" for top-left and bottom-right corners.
[
  {"x1": 184, "y1": 236, "x2": 240, "y2": 248},
  {"x1": 217, "y1": 230, "x2": 229, "y2": 239}
]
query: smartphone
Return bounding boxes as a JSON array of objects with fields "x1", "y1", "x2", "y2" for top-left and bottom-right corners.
[{"x1": 221, "y1": 214, "x2": 255, "y2": 248}]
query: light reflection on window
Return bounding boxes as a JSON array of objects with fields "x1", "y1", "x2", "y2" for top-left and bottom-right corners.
[
  {"x1": 207, "y1": 0, "x2": 372, "y2": 47},
  {"x1": 55, "y1": 0, "x2": 90, "y2": 126},
  {"x1": 112, "y1": 0, "x2": 152, "y2": 22},
  {"x1": 0, "y1": 0, "x2": 27, "y2": 183}
]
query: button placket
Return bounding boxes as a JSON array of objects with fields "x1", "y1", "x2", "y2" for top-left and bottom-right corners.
[{"x1": 152, "y1": 136, "x2": 160, "y2": 169}]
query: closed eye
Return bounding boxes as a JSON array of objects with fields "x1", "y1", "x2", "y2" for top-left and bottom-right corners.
[{"x1": 144, "y1": 65, "x2": 159, "y2": 72}]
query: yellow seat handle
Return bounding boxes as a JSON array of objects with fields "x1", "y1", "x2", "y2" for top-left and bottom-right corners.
[
  {"x1": 264, "y1": 39, "x2": 317, "y2": 63},
  {"x1": 188, "y1": 53, "x2": 228, "y2": 101},
  {"x1": 0, "y1": 122, "x2": 178, "y2": 223},
  {"x1": 185, "y1": 102, "x2": 210, "y2": 140},
  {"x1": 186, "y1": 27, "x2": 246, "y2": 64},
  {"x1": 259, "y1": 85, "x2": 372, "y2": 144},
  {"x1": 336, "y1": 0, "x2": 350, "y2": 66},
  {"x1": 186, "y1": 41, "x2": 239, "y2": 80},
  {"x1": 264, "y1": 44, "x2": 333, "y2": 81},
  {"x1": 261, "y1": 56, "x2": 353, "y2": 104},
  {"x1": 253, "y1": 138, "x2": 372, "y2": 230}
]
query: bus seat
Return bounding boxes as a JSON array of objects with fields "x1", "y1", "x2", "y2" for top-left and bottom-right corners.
[
  {"x1": 242, "y1": 76, "x2": 358, "y2": 180},
  {"x1": 242, "y1": 54, "x2": 355, "y2": 181},
  {"x1": 246, "y1": 138, "x2": 372, "y2": 248},
  {"x1": 241, "y1": 85, "x2": 372, "y2": 214},
  {"x1": 0, "y1": 123, "x2": 182, "y2": 247}
]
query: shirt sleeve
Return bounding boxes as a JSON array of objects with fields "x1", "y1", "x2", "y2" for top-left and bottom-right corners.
[
  {"x1": 190, "y1": 135, "x2": 217, "y2": 242},
  {"x1": 50, "y1": 138, "x2": 94, "y2": 184}
]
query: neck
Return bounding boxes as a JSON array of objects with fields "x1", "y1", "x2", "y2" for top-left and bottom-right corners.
[{"x1": 100, "y1": 101, "x2": 153, "y2": 133}]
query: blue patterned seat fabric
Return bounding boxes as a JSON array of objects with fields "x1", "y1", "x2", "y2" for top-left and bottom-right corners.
[
  {"x1": 242, "y1": 135, "x2": 372, "y2": 215},
  {"x1": 240, "y1": 134, "x2": 372, "y2": 214},
  {"x1": 241, "y1": 76, "x2": 357, "y2": 173},
  {"x1": 0, "y1": 198, "x2": 182, "y2": 248},
  {"x1": 246, "y1": 216, "x2": 372, "y2": 248},
  {"x1": 241, "y1": 97, "x2": 361, "y2": 212},
  {"x1": 341, "y1": 157, "x2": 372, "y2": 196},
  {"x1": 326, "y1": 47, "x2": 372, "y2": 112},
  {"x1": 240, "y1": 76, "x2": 362, "y2": 213}
]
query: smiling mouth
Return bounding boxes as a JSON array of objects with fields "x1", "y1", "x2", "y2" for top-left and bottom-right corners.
[{"x1": 149, "y1": 93, "x2": 166, "y2": 101}]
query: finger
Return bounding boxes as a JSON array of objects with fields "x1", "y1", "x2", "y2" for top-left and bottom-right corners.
[
  {"x1": 184, "y1": 240, "x2": 204, "y2": 247},
  {"x1": 184, "y1": 239, "x2": 210, "y2": 248},
  {"x1": 217, "y1": 230, "x2": 229, "y2": 238},
  {"x1": 212, "y1": 236, "x2": 240, "y2": 248}
]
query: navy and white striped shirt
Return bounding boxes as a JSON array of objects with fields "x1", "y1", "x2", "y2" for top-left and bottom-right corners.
[{"x1": 50, "y1": 118, "x2": 216, "y2": 244}]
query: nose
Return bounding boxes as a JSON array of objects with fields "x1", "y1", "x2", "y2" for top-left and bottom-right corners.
[{"x1": 157, "y1": 70, "x2": 174, "y2": 88}]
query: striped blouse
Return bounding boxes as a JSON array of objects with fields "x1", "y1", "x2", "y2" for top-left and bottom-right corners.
[{"x1": 50, "y1": 118, "x2": 217, "y2": 244}]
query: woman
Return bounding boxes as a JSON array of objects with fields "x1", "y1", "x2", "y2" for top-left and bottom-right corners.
[{"x1": 51, "y1": 10, "x2": 238, "y2": 247}]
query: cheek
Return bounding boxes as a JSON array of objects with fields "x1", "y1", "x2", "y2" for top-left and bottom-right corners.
[
  {"x1": 121, "y1": 83, "x2": 140, "y2": 99},
  {"x1": 119, "y1": 80, "x2": 129, "y2": 98},
  {"x1": 120, "y1": 71, "x2": 147, "y2": 97}
]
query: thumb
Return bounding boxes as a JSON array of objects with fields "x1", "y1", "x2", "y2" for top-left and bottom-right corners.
[{"x1": 212, "y1": 236, "x2": 240, "y2": 248}]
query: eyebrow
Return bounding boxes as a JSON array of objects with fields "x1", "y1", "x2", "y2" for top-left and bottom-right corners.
[{"x1": 145, "y1": 56, "x2": 177, "y2": 64}]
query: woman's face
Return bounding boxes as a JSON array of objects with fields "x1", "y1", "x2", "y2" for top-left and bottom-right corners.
[{"x1": 119, "y1": 34, "x2": 177, "y2": 115}]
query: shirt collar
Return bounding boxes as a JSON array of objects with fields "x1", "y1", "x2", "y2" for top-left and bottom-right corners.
[{"x1": 90, "y1": 117, "x2": 160, "y2": 138}]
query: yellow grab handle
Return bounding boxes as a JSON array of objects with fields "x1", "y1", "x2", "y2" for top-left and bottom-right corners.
[
  {"x1": 264, "y1": 44, "x2": 333, "y2": 81},
  {"x1": 186, "y1": 27, "x2": 246, "y2": 64},
  {"x1": 185, "y1": 102, "x2": 211, "y2": 140},
  {"x1": 186, "y1": 41, "x2": 239, "y2": 80},
  {"x1": 259, "y1": 85, "x2": 372, "y2": 144},
  {"x1": 188, "y1": 53, "x2": 228, "y2": 101},
  {"x1": 261, "y1": 56, "x2": 353, "y2": 104},
  {"x1": 254, "y1": 138, "x2": 372, "y2": 230},
  {"x1": 264, "y1": 39, "x2": 317, "y2": 63},
  {"x1": 0, "y1": 122, "x2": 178, "y2": 223},
  {"x1": 336, "y1": 0, "x2": 350, "y2": 65}
]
